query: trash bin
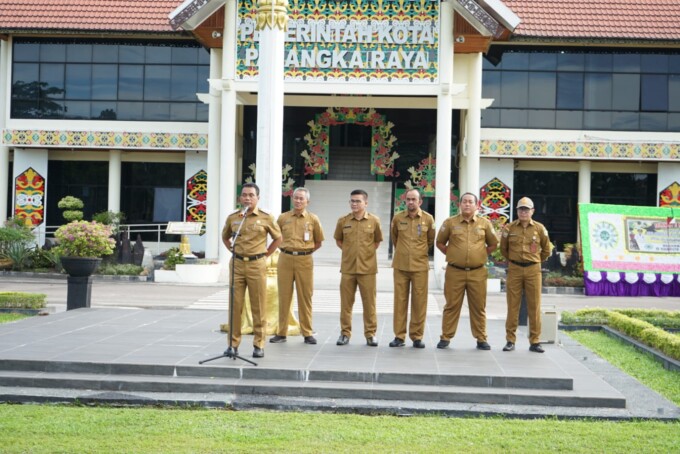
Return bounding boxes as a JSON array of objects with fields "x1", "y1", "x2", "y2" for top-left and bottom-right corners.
[{"x1": 537, "y1": 304, "x2": 558, "y2": 343}]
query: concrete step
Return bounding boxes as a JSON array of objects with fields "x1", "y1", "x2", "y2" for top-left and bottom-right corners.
[
  {"x1": 0, "y1": 370, "x2": 624, "y2": 409},
  {"x1": 0, "y1": 359, "x2": 572, "y2": 390}
]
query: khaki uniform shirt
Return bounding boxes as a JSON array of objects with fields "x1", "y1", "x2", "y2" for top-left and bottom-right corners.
[
  {"x1": 391, "y1": 208, "x2": 435, "y2": 272},
  {"x1": 222, "y1": 207, "x2": 281, "y2": 256},
  {"x1": 334, "y1": 212, "x2": 383, "y2": 275},
  {"x1": 501, "y1": 219, "x2": 551, "y2": 263},
  {"x1": 277, "y1": 209, "x2": 325, "y2": 251},
  {"x1": 437, "y1": 214, "x2": 498, "y2": 268}
]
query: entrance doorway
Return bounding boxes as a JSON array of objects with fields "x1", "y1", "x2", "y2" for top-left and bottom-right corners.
[{"x1": 327, "y1": 147, "x2": 372, "y2": 180}]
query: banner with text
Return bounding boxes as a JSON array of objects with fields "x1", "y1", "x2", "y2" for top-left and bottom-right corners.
[
  {"x1": 236, "y1": 0, "x2": 440, "y2": 83},
  {"x1": 579, "y1": 203, "x2": 680, "y2": 274}
]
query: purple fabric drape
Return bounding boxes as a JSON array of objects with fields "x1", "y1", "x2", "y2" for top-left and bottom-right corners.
[{"x1": 584, "y1": 272, "x2": 680, "y2": 297}]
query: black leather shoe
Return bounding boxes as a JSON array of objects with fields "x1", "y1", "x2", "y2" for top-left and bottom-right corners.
[
  {"x1": 336, "y1": 335, "x2": 350, "y2": 346},
  {"x1": 224, "y1": 347, "x2": 238, "y2": 356},
  {"x1": 366, "y1": 336, "x2": 378, "y2": 347},
  {"x1": 389, "y1": 337, "x2": 405, "y2": 347},
  {"x1": 436, "y1": 339, "x2": 450, "y2": 349},
  {"x1": 253, "y1": 347, "x2": 264, "y2": 358},
  {"x1": 502, "y1": 342, "x2": 515, "y2": 352},
  {"x1": 529, "y1": 343, "x2": 545, "y2": 353},
  {"x1": 413, "y1": 340, "x2": 425, "y2": 349},
  {"x1": 269, "y1": 335, "x2": 287, "y2": 343},
  {"x1": 476, "y1": 341, "x2": 491, "y2": 350},
  {"x1": 304, "y1": 336, "x2": 317, "y2": 345}
]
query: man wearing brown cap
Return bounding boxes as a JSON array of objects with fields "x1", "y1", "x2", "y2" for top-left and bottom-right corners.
[
  {"x1": 500, "y1": 196, "x2": 552, "y2": 353},
  {"x1": 389, "y1": 189, "x2": 435, "y2": 349},
  {"x1": 436, "y1": 192, "x2": 498, "y2": 350}
]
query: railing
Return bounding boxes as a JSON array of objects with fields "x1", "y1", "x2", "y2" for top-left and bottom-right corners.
[{"x1": 42, "y1": 223, "x2": 171, "y2": 255}]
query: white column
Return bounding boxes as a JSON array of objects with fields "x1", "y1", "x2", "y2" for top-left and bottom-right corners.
[
  {"x1": 458, "y1": 111, "x2": 468, "y2": 194},
  {"x1": 578, "y1": 160, "x2": 591, "y2": 204},
  {"x1": 434, "y1": 0, "x2": 454, "y2": 288},
  {"x1": 108, "y1": 150, "x2": 121, "y2": 212},
  {"x1": 218, "y1": 0, "x2": 239, "y2": 268},
  {"x1": 464, "y1": 52, "x2": 483, "y2": 195},
  {"x1": 254, "y1": 0, "x2": 287, "y2": 215},
  {"x1": 205, "y1": 49, "x2": 223, "y2": 259},
  {"x1": 0, "y1": 39, "x2": 9, "y2": 222}
]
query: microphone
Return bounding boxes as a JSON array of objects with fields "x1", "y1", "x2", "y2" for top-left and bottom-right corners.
[{"x1": 240, "y1": 205, "x2": 249, "y2": 216}]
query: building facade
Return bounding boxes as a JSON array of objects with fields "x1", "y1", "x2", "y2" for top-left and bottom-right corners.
[{"x1": 1, "y1": 0, "x2": 679, "y2": 285}]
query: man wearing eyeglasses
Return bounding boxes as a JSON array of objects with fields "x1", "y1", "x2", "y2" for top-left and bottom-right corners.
[
  {"x1": 500, "y1": 197, "x2": 552, "y2": 353},
  {"x1": 333, "y1": 189, "x2": 384, "y2": 347},
  {"x1": 222, "y1": 183, "x2": 282, "y2": 359}
]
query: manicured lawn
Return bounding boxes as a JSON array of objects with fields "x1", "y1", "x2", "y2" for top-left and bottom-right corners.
[
  {"x1": 567, "y1": 330, "x2": 680, "y2": 406},
  {"x1": 0, "y1": 313, "x2": 30, "y2": 324},
  {"x1": 0, "y1": 405, "x2": 678, "y2": 453}
]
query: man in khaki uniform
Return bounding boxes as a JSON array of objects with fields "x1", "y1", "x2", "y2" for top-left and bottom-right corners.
[
  {"x1": 436, "y1": 192, "x2": 498, "y2": 350},
  {"x1": 334, "y1": 189, "x2": 383, "y2": 347},
  {"x1": 270, "y1": 187, "x2": 324, "y2": 345},
  {"x1": 500, "y1": 196, "x2": 552, "y2": 353},
  {"x1": 389, "y1": 189, "x2": 435, "y2": 348},
  {"x1": 222, "y1": 183, "x2": 282, "y2": 359}
]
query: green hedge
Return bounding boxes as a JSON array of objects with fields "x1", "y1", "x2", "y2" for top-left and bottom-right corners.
[
  {"x1": 561, "y1": 307, "x2": 680, "y2": 329},
  {"x1": 560, "y1": 308, "x2": 610, "y2": 325},
  {"x1": 0, "y1": 292, "x2": 47, "y2": 309},
  {"x1": 608, "y1": 311, "x2": 680, "y2": 361}
]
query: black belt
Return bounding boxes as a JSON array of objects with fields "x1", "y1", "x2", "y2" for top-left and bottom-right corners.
[
  {"x1": 448, "y1": 263, "x2": 484, "y2": 271},
  {"x1": 233, "y1": 253, "x2": 266, "y2": 262},
  {"x1": 280, "y1": 249, "x2": 314, "y2": 256},
  {"x1": 510, "y1": 260, "x2": 538, "y2": 267}
]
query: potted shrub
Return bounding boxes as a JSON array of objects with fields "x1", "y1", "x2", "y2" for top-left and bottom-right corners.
[{"x1": 54, "y1": 221, "x2": 115, "y2": 277}]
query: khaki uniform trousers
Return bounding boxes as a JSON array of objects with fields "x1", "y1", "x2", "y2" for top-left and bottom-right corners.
[
  {"x1": 393, "y1": 268, "x2": 428, "y2": 341},
  {"x1": 340, "y1": 273, "x2": 377, "y2": 339},
  {"x1": 505, "y1": 262, "x2": 542, "y2": 344},
  {"x1": 441, "y1": 266, "x2": 488, "y2": 342},
  {"x1": 229, "y1": 257, "x2": 267, "y2": 349},
  {"x1": 277, "y1": 253, "x2": 314, "y2": 337}
]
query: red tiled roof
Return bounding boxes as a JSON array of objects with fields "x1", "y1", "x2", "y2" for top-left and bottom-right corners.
[
  {"x1": 504, "y1": 0, "x2": 680, "y2": 41},
  {"x1": 0, "y1": 0, "x2": 182, "y2": 33}
]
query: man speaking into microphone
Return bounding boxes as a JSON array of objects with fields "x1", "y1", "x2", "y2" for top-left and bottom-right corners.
[{"x1": 222, "y1": 183, "x2": 281, "y2": 358}]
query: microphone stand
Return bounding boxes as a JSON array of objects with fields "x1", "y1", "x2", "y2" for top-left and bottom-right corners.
[{"x1": 200, "y1": 207, "x2": 258, "y2": 366}]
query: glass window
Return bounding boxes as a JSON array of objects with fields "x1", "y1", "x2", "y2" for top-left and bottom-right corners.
[
  {"x1": 13, "y1": 43, "x2": 39, "y2": 61},
  {"x1": 586, "y1": 53, "x2": 613, "y2": 72},
  {"x1": 171, "y1": 66, "x2": 198, "y2": 101},
  {"x1": 144, "y1": 65, "x2": 171, "y2": 100},
  {"x1": 557, "y1": 73, "x2": 583, "y2": 109},
  {"x1": 46, "y1": 161, "x2": 109, "y2": 226},
  {"x1": 146, "y1": 46, "x2": 172, "y2": 64},
  {"x1": 528, "y1": 72, "x2": 556, "y2": 109},
  {"x1": 40, "y1": 44, "x2": 66, "y2": 62},
  {"x1": 613, "y1": 54, "x2": 640, "y2": 73},
  {"x1": 641, "y1": 54, "x2": 669, "y2": 73},
  {"x1": 12, "y1": 63, "x2": 39, "y2": 94},
  {"x1": 483, "y1": 71, "x2": 501, "y2": 105},
  {"x1": 557, "y1": 53, "x2": 584, "y2": 72},
  {"x1": 197, "y1": 65, "x2": 209, "y2": 92},
  {"x1": 172, "y1": 47, "x2": 198, "y2": 64},
  {"x1": 584, "y1": 73, "x2": 612, "y2": 110},
  {"x1": 92, "y1": 64, "x2": 118, "y2": 100},
  {"x1": 170, "y1": 103, "x2": 197, "y2": 121},
  {"x1": 668, "y1": 75, "x2": 680, "y2": 111},
  {"x1": 64, "y1": 101, "x2": 91, "y2": 119},
  {"x1": 65, "y1": 64, "x2": 91, "y2": 99},
  {"x1": 612, "y1": 74, "x2": 640, "y2": 111},
  {"x1": 198, "y1": 48, "x2": 210, "y2": 65},
  {"x1": 555, "y1": 110, "x2": 583, "y2": 129},
  {"x1": 501, "y1": 71, "x2": 528, "y2": 108},
  {"x1": 529, "y1": 53, "x2": 557, "y2": 71},
  {"x1": 668, "y1": 113, "x2": 680, "y2": 131},
  {"x1": 670, "y1": 55, "x2": 680, "y2": 74},
  {"x1": 118, "y1": 102, "x2": 143, "y2": 120},
  {"x1": 591, "y1": 173, "x2": 657, "y2": 206},
  {"x1": 481, "y1": 108, "x2": 500, "y2": 127},
  {"x1": 196, "y1": 103, "x2": 209, "y2": 122},
  {"x1": 67, "y1": 44, "x2": 92, "y2": 62},
  {"x1": 40, "y1": 63, "x2": 65, "y2": 99},
  {"x1": 144, "y1": 102, "x2": 171, "y2": 120},
  {"x1": 501, "y1": 52, "x2": 529, "y2": 70},
  {"x1": 91, "y1": 101, "x2": 117, "y2": 120},
  {"x1": 92, "y1": 45, "x2": 118, "y2": 63},
  {"x1": 640, "y1": 112, "x2": 667, "y2": 131},
  {"x1": 119, "y1": 65, "x2": 144, "y2": 100},
  {"x1": 611, "y1": 112, "x2": 639, "y2": 130},
  {"x1": 119, "y1": 45, "x2": 145, "y2": 63},
  {"x1": 500, "y1": 109, "x2": 527, "y2": 127},
  {"x1": 528, "y1": 109, "x2": 555, "y2": 128},
  {"x1": 641, "y1": 74, "x2": 668, "y2": 111},
  {"x1": 121, "y1": 162, "x2": 184, "y2": 225},
  {"x1": 584, "y1": 111, "x2": 611, "y2": 130}
]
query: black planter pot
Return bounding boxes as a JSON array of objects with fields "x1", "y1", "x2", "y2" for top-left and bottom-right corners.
[
  {"x1": 60, "y1": 257, "x2": 101, "y2": 311},
  {"x1": 60, "y1": 257, "x2": 101, "y2": 277}
]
